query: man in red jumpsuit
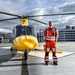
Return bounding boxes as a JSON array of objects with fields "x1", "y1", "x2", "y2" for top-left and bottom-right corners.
[{"x1": 44, "y1": 21, "x2": 59, "y2": 65}]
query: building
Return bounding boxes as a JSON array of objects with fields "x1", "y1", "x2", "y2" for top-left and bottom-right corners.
[
  {"x1": 59, "y1": 26, "x2": 75, "y2": 41},
  {"x1": 37, "y1": 25, "x2": 75, "y2": 42}
]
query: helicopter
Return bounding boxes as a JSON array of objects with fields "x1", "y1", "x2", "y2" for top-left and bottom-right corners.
[{"x1": 0, "y1": 11, "x2": 75, "y2": 62}]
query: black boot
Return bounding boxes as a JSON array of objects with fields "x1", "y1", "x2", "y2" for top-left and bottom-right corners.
[
  {"x1": 45, "y1": 57, "x2": 49, "y2": 65},
  {"x1": 44, "y1": 52, "x2": 49, "y2": 65},
  {"x1": 53, "y1": 57, "x2": 58, "y2": 65},
  {"x1": 52, "y1": 51, "x2": 58, "y2": 65},
  {"x1": 45, "y1": 61, "x2": 48, "y2": 65}
]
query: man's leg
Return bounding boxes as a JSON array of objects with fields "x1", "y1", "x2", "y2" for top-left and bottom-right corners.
[
  {"x1": 52, "y1": 48, "x2": 58, "y2": 65},
  {"x1": 44, "y1": 48, "x2": 50, "y2": 65}
]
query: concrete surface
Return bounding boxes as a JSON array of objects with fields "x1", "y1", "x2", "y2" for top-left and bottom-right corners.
[{"x1": 0, "y1": 42, "x2": 75, "y2": 75}]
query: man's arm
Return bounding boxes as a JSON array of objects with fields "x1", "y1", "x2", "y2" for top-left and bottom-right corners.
[
  {"x1": 44, "y1": 28, "x2": 47, "y2": 41},
  {"x1": 55, "y1": 28, "x2": 59, "y2": 42}
]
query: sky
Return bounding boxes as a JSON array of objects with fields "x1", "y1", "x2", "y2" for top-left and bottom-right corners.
[{"x1": 0, "y1": 0, "x2": 75, "y2": 32}]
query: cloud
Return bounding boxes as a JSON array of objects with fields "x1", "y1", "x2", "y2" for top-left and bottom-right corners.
[
  {"x1": 0, "y1": 0, "x2": 75, "y2": 29},
  {"x1": 58, "y1": 1, "x2": 75, "y2": 12},
  {"x1": 56, "y1": 1, "x2": 75, "y2": 26}
]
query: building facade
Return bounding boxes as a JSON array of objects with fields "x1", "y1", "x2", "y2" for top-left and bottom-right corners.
[{"x1": 37, "y1": 26, "x2": 75, "y2": 42}]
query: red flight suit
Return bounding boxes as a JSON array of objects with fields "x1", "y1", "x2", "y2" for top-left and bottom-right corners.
[
  {"x1": 44, "y1": 26, "x2": 58, "y2": 65},
  {"x1": 44, "y1": 27, "x2": 57, "y2": 48}
]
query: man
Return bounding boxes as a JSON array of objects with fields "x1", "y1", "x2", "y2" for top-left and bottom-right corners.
[
  {"x1": 14, "y1": 17, "x2": 33, "y2": 61},
  {"x1": 44, "y1": 21, "x2": 59, "y2": 65}
]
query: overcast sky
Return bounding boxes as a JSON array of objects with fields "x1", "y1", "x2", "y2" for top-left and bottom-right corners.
[{"x1": 0, "y1": 0, "x2": 75, "y2": 32}]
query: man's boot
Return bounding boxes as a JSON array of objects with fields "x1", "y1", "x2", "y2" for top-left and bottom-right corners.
[
  {"x1": 53, "y1": 57, "x2": 58, "y2": 65},
  {"x1": 52, "y1": 51, "x2": 58, "y2": 65},
  {"x1": 44, "y1": 51, "x2": 49, "y2": 65}
]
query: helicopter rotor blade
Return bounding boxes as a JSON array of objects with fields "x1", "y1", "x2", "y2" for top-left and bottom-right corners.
[
  {"x1": 0, "y1": 11, "x2": 75, "y2": 18},
  {"x1": 0, "y1": 17, "x2": 20, "y2": 21},
  {"x1": 0, "y1": 11, "x2": 21, "y2": 17},
  {"x1": 27, "y1": 12, "x2": 75, "y2": 17},
  {"x1": 30, "y1": 18, "x2": 47, "y2": 25},
  {"x1": 0, "y1": 17, "x2": 47, "y2": 25},
  {"x1": 0, "y1": 11, "x2": 75, "y2": 25}
]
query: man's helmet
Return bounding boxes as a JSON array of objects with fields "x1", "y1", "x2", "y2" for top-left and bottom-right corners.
[
  {"x1": 49, "y1": 21, "x2": 52, "y2": 26},
  {"x1": 48, "y1": 21, "x2": 53, "y2": 28}
]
